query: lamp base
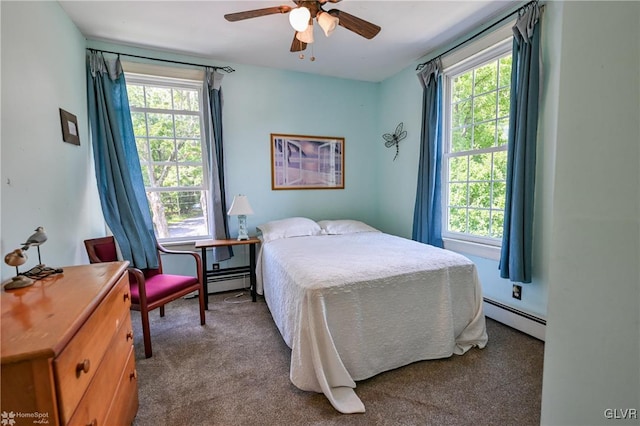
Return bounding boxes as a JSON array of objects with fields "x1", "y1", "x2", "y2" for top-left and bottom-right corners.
[{"x1": 236, "y1": 215, "x2": 249, "y2": 241}]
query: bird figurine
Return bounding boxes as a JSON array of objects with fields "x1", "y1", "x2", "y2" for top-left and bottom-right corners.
[
  {"x1": 3, "y1": 248, "x2": 34, "y2": 290},
  {"x1": 21, "y1": 226, "x2": 47, "y2": 251},
  {"x1": 4, "y1": 248, "x2": 27, "y2": 268},
  {"x1": 21, "y1": 226, "x2": 47, "y2": 265}
]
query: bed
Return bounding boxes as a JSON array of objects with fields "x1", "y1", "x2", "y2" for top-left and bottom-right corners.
[{"x1": 255, "y1": 217, "x2": 488, "y2": 414}]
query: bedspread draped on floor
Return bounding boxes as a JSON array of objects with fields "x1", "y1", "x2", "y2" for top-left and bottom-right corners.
[{"x1": 256, "y1": 233, "x2": 488, "y2": 413}]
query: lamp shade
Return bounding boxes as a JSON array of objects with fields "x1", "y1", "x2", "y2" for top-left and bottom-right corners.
[
  {"x1": 289, "y1": 7, "x2": 310, "y2": 32},
  {"x1": 317, "y1": 11, "x2": 339, "y2": 37},
  {"x1": 227, "y1": 195, "x2": 254, "y2": 216},
  {"x1": 296, "y1": 22, "x2": 314, "y2": 44}
]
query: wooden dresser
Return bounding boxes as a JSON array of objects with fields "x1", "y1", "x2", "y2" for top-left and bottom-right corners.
[{"x1": 1, "y1": 262, "x2": 138, "y2": 426}]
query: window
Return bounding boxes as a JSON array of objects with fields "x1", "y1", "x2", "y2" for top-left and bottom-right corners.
[
  {"x1": 442, "y1": 39, "x2": 512, "y2": 250},
  {"x1": 126, "y1": 74, "x2": 211, "y2": 243}
]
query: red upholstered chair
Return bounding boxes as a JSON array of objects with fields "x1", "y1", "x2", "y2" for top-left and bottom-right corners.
[{"x1": 84, "y1": 236, "x2": 206, "y2": 358}]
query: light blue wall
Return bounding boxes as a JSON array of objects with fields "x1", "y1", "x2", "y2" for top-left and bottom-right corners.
[
  {"x1": 375, "y1": 66, "x2": 423, "y2": 238},
  {"x1": 0, "y1": 1, "x2": 104, "y2": 280},
  {"x1": 220, "y1": 64, "x2": 380, "y2": 232},
  {"x1": 541, "y1": 1, "x2": 640, "y2": 423}
]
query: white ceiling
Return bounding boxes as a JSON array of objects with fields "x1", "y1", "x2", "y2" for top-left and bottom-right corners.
[{"x1": 59, "y1": 0, "x2": 517, "y2": 82}]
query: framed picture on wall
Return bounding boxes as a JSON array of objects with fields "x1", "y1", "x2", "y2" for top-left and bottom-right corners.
[
  {"x1": 59, "y1": 108, "x2": 80, "y2": 145},
  {"x1": 271, "y1": 133, "x2": 345, "y2": 190}
]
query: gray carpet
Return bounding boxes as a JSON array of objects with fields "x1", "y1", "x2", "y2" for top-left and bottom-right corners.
[{"x1": 130, "y1": 291, "x2": 543, "y2": 426}]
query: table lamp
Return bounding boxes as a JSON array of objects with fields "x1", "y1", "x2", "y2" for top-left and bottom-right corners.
[{"x1": 227, "y1": 195, "x2": 254, "y2": 240}]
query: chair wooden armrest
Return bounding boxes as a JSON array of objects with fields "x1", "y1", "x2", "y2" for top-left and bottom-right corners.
[
  {"x1": 156, "y1": 243, "x2": 203, "y2": 284},
  {"x1": 126, "y1": 266, "x2": 148, "y2": 305}
]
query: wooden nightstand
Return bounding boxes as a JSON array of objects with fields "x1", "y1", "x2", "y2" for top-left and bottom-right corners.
[{"x1": 194, "y1": 238, "x2": 260, "y2": 309}]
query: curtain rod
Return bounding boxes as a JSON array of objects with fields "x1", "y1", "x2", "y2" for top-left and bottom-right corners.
[
  {"x1": 87, "y1": 48, "x2": 235, "y2": 73},
  {"x1": 415, "y1": 0, "x2": 536, "y2": 71}
]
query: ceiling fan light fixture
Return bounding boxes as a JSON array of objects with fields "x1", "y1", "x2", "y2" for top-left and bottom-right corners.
[
  {"x1": 289, "y1": 6, "x2": 310, "y2": 32},
  {"x1": 317, "y1": 11, "x2": 339, "y2": 37},
  {"x1": 295, "y1": 22, "x2": 314, "y2": 44}
]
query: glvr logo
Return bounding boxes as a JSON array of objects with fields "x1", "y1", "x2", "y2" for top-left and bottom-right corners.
[{"x1": 604, "y1": 408, "x2": 638, "y2": 420}]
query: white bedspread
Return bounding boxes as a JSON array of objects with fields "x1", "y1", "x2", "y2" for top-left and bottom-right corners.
[{"x1": 256, "y1": 233, "x2": 488, "y2": 413}]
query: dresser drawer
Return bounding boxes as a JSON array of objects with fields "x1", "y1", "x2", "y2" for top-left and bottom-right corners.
[
  {"x1": 104, "y1": 347, "x2": 139, "y2": 426},
  {"x1": 54, "y1": 273, "x2": 131, "y2": 423},
  {"x1": 67, "y1": 307, "x2": 134, "y2": 426}
]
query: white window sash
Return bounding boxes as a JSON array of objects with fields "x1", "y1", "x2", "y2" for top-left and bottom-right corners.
[{"x1": 441, "y1": 35, "x2": 513, "y2": 254}]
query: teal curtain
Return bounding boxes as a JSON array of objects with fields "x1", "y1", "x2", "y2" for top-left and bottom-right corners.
[
  {"x1": 412, "y1": 58, "x2": 444, "y2": 248},
  {"x1": 499, "y1": 3, "x2": 542, "y2": 283},
  {"x1": 86, "y1": 51, "x2": 158, "y2": 269},
  {"x1": 203, "y1": 69, "x2": 232, "y2": 261}
]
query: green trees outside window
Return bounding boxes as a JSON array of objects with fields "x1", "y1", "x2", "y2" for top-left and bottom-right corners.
[
  {"x1": 127, "y1": 77, "x2": 209, "y2": 241},
  {"x1": 445, "y1": 52, "x2": 512, "y2": 241}
]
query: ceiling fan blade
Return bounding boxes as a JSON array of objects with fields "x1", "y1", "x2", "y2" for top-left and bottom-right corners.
[
  {"x1": 225, "y1": 5, "x2": 292, "y2": 22},
  {"x1": 290, "y1": 33, "x2": 307, "y2": 52},
  {"x1": 327, "y1": 9, "x2": 381, "y2": 39}
]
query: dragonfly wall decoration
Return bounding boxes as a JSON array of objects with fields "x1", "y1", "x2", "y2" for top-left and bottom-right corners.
[{"x1": 382, "y1": 122, "x2": 407, "y2": 161}]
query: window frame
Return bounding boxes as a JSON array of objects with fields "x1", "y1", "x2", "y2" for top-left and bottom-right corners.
[
  {"x1": 126, "y1": 72, "x2": 213, "y2": 244},
  {"x1": 441, "y1": 37, "x2": 513, "y2": 260}
]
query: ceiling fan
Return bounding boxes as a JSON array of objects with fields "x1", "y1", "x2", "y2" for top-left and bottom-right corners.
[{"x1": 224, "y1": 0, "x2": 381, "y2": 54}]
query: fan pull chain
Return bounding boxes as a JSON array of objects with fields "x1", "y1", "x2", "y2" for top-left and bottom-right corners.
[{"x1": 298, "y1": 44, "x2": 315, "y2": 62}]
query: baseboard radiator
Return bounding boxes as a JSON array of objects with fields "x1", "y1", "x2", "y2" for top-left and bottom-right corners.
[
  {"x1": 206, "y1": 273, "x2": 250, "y2": 294},
  {"x1": 483, "y1": 298, "x2": 546, "y2": 341}
]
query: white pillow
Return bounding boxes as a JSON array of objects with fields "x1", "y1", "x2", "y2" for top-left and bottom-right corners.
[
  {"x1": 257, "y1": 217, "x2": 322, "y2": 243},
  {"x1": 317, "y1": 220, "x2": 380, "y2": 235}
]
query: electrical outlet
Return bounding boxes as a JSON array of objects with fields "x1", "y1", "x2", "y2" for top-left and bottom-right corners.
[
  {"x1": 212, "y1": 263, "x2": 220, "y2": 271},
  {"x1": 512, "y1": 284, "x2": 522, "y2": 300}
]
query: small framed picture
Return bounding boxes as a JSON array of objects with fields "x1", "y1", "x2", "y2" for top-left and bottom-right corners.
[
  {"x1": 271, "y1": 133, "x2": 345, "y2": 190},
  {"x1": 59, "y1": 108, "x2": 80, "y2": 145}
]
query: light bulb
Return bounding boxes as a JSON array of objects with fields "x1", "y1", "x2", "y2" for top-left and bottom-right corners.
[
  {"x1": 295, "y1": 22, "x2": 314, "y2": 44},
  {"x1": 317, "y1": 11, "x2": 339, "y2": 37},
  {"x1": 289, "y1": 7, "x2": 310, "y2": 32}
]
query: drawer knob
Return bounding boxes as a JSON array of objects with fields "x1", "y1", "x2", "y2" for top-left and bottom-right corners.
[
  {"x1": 123, "y1": 292, "x2": 130, "y2": 301},
  {"x1": 126, "y1": 330, "x2": 134, "y2": 341},
  {"x1": 76, "y1": 359, "x2": 91, "y2": 375},
  {"x1": 86, "y1": 419, "x2": 97, "y2": 426},
  {"x1": 130, "y1": 369, "x2": 138, "y2": 381}
]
